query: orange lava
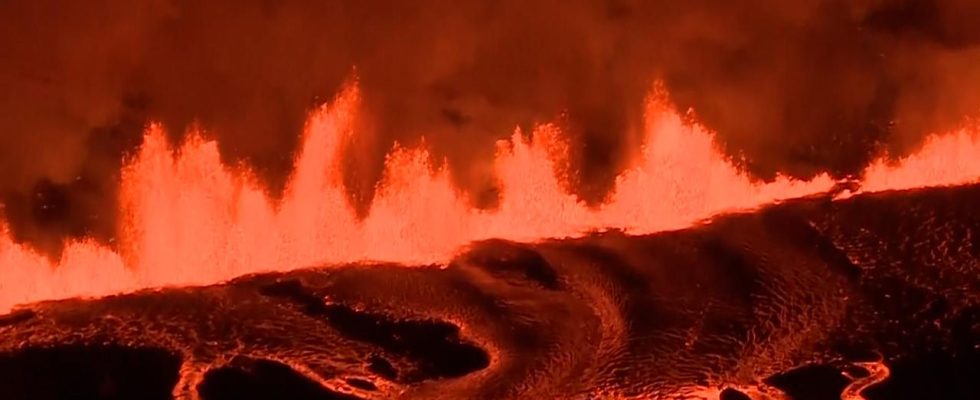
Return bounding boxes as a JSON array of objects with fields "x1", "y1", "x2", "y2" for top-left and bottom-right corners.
[
  {"x1": 841, "y1": 361, "x2": 891, "y2": 400},
  {"x1": 1, "y1": 82, "x2": 979, "y2": 312}
]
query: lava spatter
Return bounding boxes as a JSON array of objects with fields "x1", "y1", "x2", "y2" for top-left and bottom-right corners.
[{"x1": 2, "y1": 83, "x2": 980, "y2": 313}]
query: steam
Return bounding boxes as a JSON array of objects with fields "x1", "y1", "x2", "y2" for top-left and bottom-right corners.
[{"x1": 1, "y1": 0, "x2": 979, "y2": 252}]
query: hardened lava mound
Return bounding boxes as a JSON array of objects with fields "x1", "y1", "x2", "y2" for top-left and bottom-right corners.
[{"x1": 1, "y1": 185, "x2": 978, "y2": 400}]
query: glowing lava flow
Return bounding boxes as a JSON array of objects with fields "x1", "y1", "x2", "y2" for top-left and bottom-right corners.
[{"x1": 1, "y1": 83, "x2": 980, "y2": 313}]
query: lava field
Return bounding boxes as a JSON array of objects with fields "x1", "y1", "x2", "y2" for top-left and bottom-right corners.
[{"x1": 1, "y1": 184, "x2": 978, "y2": 400}]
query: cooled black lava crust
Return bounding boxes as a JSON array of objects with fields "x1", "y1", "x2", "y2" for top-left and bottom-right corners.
[{"x1": 1, "y1": 185, "x2": 978, "y2": 399}]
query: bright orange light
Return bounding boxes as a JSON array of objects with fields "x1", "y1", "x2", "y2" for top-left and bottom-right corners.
[{"x1": 1, "y1": 82, "x2": 978, "y2": 313}]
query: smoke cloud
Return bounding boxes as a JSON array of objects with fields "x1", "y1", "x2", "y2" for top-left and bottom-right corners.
[{"x1": 2, "y1": 0, "x2": 980, "y2": 252}]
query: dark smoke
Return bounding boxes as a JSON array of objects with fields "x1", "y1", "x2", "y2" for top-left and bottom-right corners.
[{"x1": 1, "y1": 0, "x2": 980, "y2": 253}]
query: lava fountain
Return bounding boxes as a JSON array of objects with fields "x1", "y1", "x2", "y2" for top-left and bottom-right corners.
[{"x1": 1, "y1": 82, "x2": 979, "y2": 313}]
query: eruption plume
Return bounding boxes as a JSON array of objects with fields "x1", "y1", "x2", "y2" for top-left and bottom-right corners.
[{"x1": 3, "y1": 0, "x2": 980, "y2": 247}]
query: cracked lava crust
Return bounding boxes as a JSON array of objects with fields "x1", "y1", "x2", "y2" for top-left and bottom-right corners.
[{"x1": 1, "y1": 184, "x2": 978, "y2": 400}]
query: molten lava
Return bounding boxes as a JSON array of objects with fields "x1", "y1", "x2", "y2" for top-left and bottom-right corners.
[{"x1": 1, "y1": 82, "x2": 979, "y2": 313}]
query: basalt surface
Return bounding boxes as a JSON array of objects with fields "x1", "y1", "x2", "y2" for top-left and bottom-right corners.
[{"x1": 1, "y1": 185, "x2": 978, "y2": 399}]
